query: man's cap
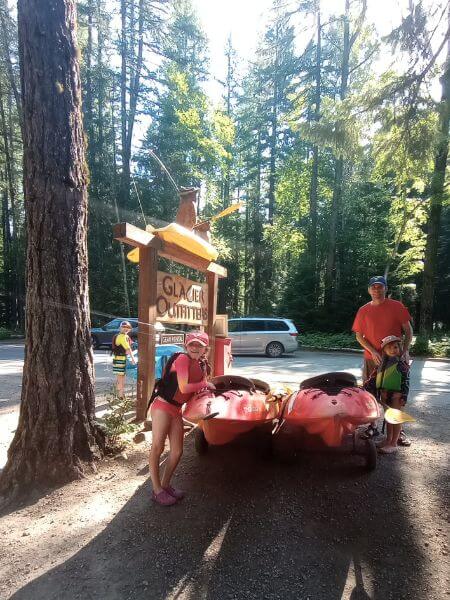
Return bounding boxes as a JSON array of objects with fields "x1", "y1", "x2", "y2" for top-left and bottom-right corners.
[
  {"x1": 120, "y1": 320, "x2": 132, "y2": 329},
  {"x1": 381, "y1": 335, "x2": 402, "y2": 349},
  {"x1": 186, "y1": 331, "x2": 209, "y2": 347},
  {"x1": 368, "y1": 275, "x2": 387, "y2": 287}
]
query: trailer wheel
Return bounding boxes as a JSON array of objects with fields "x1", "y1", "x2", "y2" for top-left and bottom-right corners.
[
  {"x1": 365, "y1": 438, "x2": 377, "y2": 471},
  {"x1": 194, "y1": 428, "x2": 209, "y2": 455}
]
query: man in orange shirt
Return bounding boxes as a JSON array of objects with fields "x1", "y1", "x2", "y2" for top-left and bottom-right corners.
[{"x1": 352, "y1": 276, "x2": 413, "y2": 444}]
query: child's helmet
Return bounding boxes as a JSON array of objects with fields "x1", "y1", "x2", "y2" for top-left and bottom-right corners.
[{"x1": 381, "y1": 335, "x2": 402, "y2": 348}]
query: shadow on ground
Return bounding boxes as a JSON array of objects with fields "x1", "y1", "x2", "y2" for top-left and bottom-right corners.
[{"x1": 10, "y1": 434, "x2": 434, "y2": 600}]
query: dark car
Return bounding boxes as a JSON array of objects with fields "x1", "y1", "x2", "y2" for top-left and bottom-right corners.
[
  {"x1": 90, "y1": 318, "x2": 139, "y2": 350},
  {"x1": 90, "y1": 318, "x2": 165, "y2": 349}
]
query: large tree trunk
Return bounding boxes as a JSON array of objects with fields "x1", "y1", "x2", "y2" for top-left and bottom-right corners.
[
  {"x1": 419, "y1": 22, "x2": 450, "y2": 340},
  {"x1": 0, "y1": 0, "x2": 104, "y2": 502}
]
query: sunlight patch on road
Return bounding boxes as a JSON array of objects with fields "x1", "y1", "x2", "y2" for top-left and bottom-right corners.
[
  {"x1": 0, "y1": 360, "x2": 24, "y2": 376},
  {"x1": 166, "y1": 518, "x2": 231, "y2": 599},
  {"x1": 340, "y1": 554, "x2": 374, "y2": 599}
]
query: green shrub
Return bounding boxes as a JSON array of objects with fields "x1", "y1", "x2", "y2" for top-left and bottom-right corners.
[
  {"x1": 412, "y1": 337, "x2": 450, "y2": 358},
  {"x1": 0, "y1": 327, "x2": 14, "y2": 340},
  {"x1": 299, "y1": 332, "x2": 450, "y2": 358},
  {"x1": 97, "y1": 389, "x2": 138, "y2": 450},
  {"x1": 298, "y1": 332, "x2": 361, "y2": 350},
  {"x1": 0, "y1": 327, "x2": 25, "y2": 340},
  {"x1": 411, "y1": 336, "x2": 429, "y2": 356}
]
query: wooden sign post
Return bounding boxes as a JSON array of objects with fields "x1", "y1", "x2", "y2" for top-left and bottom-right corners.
[{"x1": 113, "y1": 222, "x2": 227, "y2": 422}]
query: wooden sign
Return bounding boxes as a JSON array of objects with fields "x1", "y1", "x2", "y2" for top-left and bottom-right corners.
[
  {"x1": 160, "y1": 332, "x2": 185, "y2": 345},
  {"x1": 156, "y1": 271, "x2": 208, "y2": 326}
]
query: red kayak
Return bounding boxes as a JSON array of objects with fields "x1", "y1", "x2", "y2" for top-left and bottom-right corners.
[
  {"x1": 183, "y1": 375, "x2": 278, "y2": 453},
  {"x1": 273, "y1": 372, "x2": 381, "y2": 469}
]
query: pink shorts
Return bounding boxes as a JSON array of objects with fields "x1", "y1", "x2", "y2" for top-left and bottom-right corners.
[{"x1": 151, "y1": 396, "x2": 183, "y2": 419}]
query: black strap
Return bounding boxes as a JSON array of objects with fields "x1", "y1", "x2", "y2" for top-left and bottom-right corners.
[{"x1": 112, "y1": 334, "x2": 126, "y2": 355}]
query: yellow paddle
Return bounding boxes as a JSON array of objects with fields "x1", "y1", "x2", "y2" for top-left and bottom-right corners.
[
  {"x1": 210, "y1": 202, "x2": 245, "y2": 221},
  {"x1": 126, "y1": 204, "x2": 244, "y2": 263},
  {"x1": 384, "y1": 407, "x2": 416, "y2": 425}
]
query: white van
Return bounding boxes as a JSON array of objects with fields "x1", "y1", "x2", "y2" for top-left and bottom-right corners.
[{"x1": 228, "y1": 318, "x2": 298, "y2": 357}]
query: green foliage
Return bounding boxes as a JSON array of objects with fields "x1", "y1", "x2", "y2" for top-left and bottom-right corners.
[
  {"x1": 98, "y1": 389, "x2": 138, "y2": 449},
  {"x1": 0, "y1": 327, "x2": 17, "y2": 340},
  {"x1": 412, "y1": 336, "x2": 450, "y2": 358},
  {"x1": 372, "y1": 104, "x2": 437, "y2": 189},
  {"x1": 298, "y1": 96, "x2": 364, "y2": 160},
  {"x1": 298, "y1": 332, "x2": 361, "y2": 350}
]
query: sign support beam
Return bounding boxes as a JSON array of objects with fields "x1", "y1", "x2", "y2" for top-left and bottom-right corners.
[
  {"x1": 136, "y1": 246, "x2": 158, "y2": 421},
  {"x1": 206, "y1": 272, "x2": 218, "y2": 375}
]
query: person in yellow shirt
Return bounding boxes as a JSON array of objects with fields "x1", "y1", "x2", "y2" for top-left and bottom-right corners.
[{"x1": 112, "y1": 321, "x2": 136, "y2": 398}]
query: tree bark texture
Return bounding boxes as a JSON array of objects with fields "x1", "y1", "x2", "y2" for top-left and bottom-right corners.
[
  {"x1": 0, "y1": 0, "x2": 104, "y2": 500},
  {"x1": 419, "y1": 29, "x2": 450, "y2": 338}
]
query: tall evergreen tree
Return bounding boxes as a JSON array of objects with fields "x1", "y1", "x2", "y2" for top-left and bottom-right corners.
[{"x1": 0, "y1": 0, "x2": 104, "y2": 502}]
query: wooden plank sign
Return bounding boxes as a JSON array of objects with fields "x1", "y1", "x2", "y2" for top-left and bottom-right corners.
[
  {"x1": 156, "y1": 271, "x2": 208, "y2": 326},
  {"x1": 160, "y1": 332, "x2": 185, "y2": 345}
]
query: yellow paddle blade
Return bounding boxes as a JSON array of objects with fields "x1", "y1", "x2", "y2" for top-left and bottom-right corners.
[
  {"x1": 211, "y1": 202, "x2": 245, "y2": 221},
  {"x1": 384, "y1": 407, "x2": 416, "y2": 425},
  {"x1": 127, "y1": 247, "x2": 140, "y2": 263}
]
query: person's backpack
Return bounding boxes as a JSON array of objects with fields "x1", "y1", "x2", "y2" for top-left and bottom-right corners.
[
  {"x1": 147, "y1": 352, "x2": 210, "y2": 412},
  {"x1": 111, "y1": 334, "x2": 127, "y2": 356}
]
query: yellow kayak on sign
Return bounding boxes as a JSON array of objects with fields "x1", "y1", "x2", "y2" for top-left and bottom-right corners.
[
  {"x1": 384, "y1": 407, "x2": 416, "y2": 425},
  {"x1": 127, "y1": 222, "x2": 219, "y2": 263}
]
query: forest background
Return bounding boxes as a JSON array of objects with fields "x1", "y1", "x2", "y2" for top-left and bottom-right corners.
[{"x1": 0, "y1": 0, "x2": 449, "y2": 352}]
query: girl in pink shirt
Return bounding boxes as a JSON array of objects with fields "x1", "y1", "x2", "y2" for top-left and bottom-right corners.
[{"x1": 149, "y1": 331, "x2": 215, "y2": 506}]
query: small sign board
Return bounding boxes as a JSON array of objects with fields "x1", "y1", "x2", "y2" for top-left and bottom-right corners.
[
  {"x1": 160, "y1": 332, "x2": 185, "y2": 346},
  {"x1": 156, "y1": 271, "x2": 208, "y2": 326}
]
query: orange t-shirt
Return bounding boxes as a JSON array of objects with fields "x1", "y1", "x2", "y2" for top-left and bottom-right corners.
[{"x1": 352, "y1": 299, "x2": 411, "y2": 358}]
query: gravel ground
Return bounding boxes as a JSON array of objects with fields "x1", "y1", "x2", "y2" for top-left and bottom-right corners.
[{"x1": 0, "y1": 349, "x2": 449, "y2": 600}]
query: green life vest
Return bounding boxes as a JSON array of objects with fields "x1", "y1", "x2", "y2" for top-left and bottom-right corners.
[{"x1": 376, "y1": 357, "x2": 402, "y2": 392}]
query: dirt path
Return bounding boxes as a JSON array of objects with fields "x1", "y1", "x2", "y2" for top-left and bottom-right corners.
[{"x1": 0, "y1": 353, "x2": 449, "y2": 599}]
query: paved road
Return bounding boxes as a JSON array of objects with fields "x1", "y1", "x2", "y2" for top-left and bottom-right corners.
[{"x1": 1, "y1": 342, "x2": 449, "y2": 467}]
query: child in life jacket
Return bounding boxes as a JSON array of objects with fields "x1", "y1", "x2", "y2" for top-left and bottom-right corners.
[
  {"x1": 364, "y1": 335, "x2": 410, "y2": 454},
  {"x1": 112, "y1": 321, "x2": 136, "y2": 398},
  {"x1": 149, "y1": 331, "x2": 215, "y2": 506}
]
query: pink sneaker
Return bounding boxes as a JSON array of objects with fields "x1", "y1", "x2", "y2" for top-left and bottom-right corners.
[
  {"x1": 152, "y1": 489, "x2": 177, "y2": 506},
  {"x1": 164, "y1": 485, "x2": 185, "y2": 500}
]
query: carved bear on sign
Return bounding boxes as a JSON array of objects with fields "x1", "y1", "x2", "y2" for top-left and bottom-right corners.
[{"x1": 175, "y1": 187, "x2": 198, "y2": 230}]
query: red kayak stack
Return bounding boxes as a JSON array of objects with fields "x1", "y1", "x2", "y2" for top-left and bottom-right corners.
[
  {"x1": 273, "y1": 372, "x2": 381, "y2": 469},
  {"x1": 183, "y1": 375, "x2": 279, "y2": 454}
]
